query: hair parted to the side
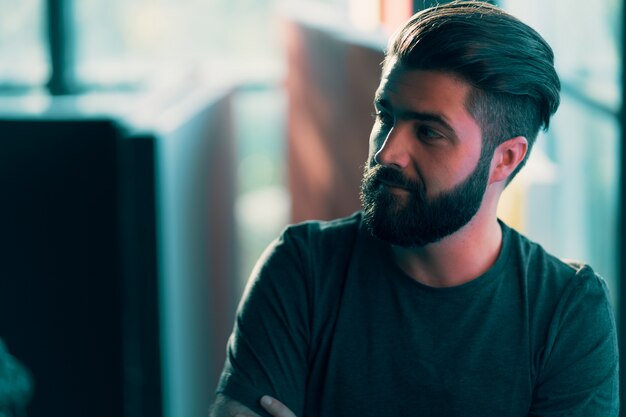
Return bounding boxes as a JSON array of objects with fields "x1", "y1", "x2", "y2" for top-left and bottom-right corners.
[{"x1": 386, "y1": 0, "x2": 561, "y2": 182}]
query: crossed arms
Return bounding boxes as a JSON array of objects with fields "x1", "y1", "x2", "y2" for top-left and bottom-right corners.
[
  {"x1": 209, "y1": 229, "x2": 619, "y2": 416},
  {"x1": 209, "y1": 393, "x2": 295, "y2": 417}
]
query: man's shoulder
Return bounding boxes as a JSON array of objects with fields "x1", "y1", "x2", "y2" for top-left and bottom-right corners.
[
  {"x1": 504, "y1": 223, "x2": 606, "y2": 296},
  {"x1": 282, "y1": 211, "x2": 363, "y2": 243},
  {"x1": 273, "y1": 211, "x2": 369, "y2": 280}
]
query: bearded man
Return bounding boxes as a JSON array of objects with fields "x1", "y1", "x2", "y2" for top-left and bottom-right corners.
[{"x1": 210, "y1": 2, "x2": 619, "y2": 416}]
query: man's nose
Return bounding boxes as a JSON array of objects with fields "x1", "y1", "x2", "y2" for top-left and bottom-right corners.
[{"x1": 374, "y1": 125, "x2": 412, "y2": 169}]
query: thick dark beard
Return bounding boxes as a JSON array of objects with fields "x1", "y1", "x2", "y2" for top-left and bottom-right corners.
[{"x1": 360, "y1": 155, "x2": 491, "y2": 247}]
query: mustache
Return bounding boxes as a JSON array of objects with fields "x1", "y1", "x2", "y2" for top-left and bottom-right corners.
[{"x1": 365, "y1": 165, "x2": 422, "y2": 192}]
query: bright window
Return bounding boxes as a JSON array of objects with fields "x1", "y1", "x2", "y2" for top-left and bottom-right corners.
[
  {"x1": 73, "y1": 0, "x2": 284, "y2": 88},
  {"x1": 0, "y1": 0, "x2": 48, "y2": 88}
]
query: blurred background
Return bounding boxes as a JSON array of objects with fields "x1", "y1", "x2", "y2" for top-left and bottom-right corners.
[{"x1": 0, "y1": 0, "x2": 622, "y2": 416}]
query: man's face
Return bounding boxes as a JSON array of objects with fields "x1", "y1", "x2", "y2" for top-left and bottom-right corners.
[{"x1": 360, "y1": 61, "x2": 492, "y2": 247}]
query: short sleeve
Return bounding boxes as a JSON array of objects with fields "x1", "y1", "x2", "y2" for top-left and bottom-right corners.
[
  {"x1": 216, "y1": 226, "x2": 311, "y2": 417},
  {"x1": 529, "y1": 265, "x2": 619, "y2": 416}
]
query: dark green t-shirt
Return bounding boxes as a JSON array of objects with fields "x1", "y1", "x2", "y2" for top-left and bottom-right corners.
[{"x1": 217, "y1": 212, "x2": 618, "y2": 416}]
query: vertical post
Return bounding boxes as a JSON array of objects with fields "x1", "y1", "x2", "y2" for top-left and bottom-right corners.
[
  {"x1": 412, "y1": 0, "x2": 439, "y2": 12},
  {"x1": 412, "y1": 0, "x2": 496, "y2": 12},
  {"x1": 411, "y1": 0, "x2": 454, "y2": 12},
  {"x1": 46, "y1": 0, "x2": 76, "y2": 95},
  {"x1": 615, "y1": 2, "x2": 626, "y2": 417}
]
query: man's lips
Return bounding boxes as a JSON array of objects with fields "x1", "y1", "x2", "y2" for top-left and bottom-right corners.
[{"x1": 377, "y1": 178, "x2": 414, "y2": 191}]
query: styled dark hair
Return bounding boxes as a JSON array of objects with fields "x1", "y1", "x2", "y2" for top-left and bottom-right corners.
[{"x1": 385, "y1": 1, "x2": 561, "y2": 181}]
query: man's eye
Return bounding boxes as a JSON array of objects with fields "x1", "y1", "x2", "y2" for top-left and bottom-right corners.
[
  {"x1": 417, "y1": 125, "x2": 444, "y2": 140},
  {"x1": 372, "y1": 111, "x2": 394, "y2": 127}
]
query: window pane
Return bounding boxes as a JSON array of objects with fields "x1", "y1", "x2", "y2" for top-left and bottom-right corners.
[
  {"x1": 0, "y1": 0, "x2": 48, "y2": 88},
  {"x1": 500, "y1": 0, "x2": 621, "y2": 109},
  {"x1": 74, "y1": 0, "x2": 284, "y2": 87}
]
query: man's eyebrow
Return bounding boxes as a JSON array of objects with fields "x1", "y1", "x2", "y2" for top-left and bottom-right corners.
[{"x1": 374, "y1": 98, "x2": 456, "y2": 133}]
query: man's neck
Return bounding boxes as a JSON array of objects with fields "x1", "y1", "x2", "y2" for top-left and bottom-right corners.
[{"x1": 390, "y1": 213, "x2": 503, "y2": 288}]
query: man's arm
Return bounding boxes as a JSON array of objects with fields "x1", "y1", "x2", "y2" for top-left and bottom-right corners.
[
  {"x1": 214, "y1": 227, "x2": 311, "y2": 416},
  {"x1": 209, "y1": 394, "x2": 262, "y2": 417},
  {"x1": 209, "y1": 394, "x2": 296, "y2": 417},
  {"x1": 529, "y1": 267, "x2": 619, "y2": 416}
]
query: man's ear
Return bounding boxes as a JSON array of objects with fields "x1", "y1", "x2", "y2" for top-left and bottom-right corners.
[{"x1": 489, "y1": 136, "x2": 528, "y2": 184}]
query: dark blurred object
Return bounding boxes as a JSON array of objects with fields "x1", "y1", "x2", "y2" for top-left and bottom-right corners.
[
  {"x1": 0, "y1": 118, "x2": 159, "y2": 417},
  {"x1": 0, "y1": 84, "x2": 239, "y2": 417},
  {"x1": 0, "y1": 339, "x2": 33, "y2": 417}
]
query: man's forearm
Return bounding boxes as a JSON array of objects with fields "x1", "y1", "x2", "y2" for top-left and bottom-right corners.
[
  {"x1": 209, "y1": 394, "x2": 297, "y2": 417},
  {"x1": 209, "y1": 394, "x2": 263, "y2": 417}
]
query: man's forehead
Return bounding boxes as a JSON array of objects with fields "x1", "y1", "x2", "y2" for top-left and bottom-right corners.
[
  {"x1": 374, "y1": 61, "x2": 402, "y2": 102},
  {"x1": 378, "y1": 56, "x2": 401, "y2": 88},
  {"x1": 375, "y1": 62, "x2": 472, "y2": 104}
]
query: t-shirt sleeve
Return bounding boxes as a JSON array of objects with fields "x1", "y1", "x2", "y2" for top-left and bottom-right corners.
[
  {"x1": 215, "y1": 226, "x2": 311, "y2": 417},
  {"x1": 529, "y1": 265, "x2": 619, "y2": 416}
]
